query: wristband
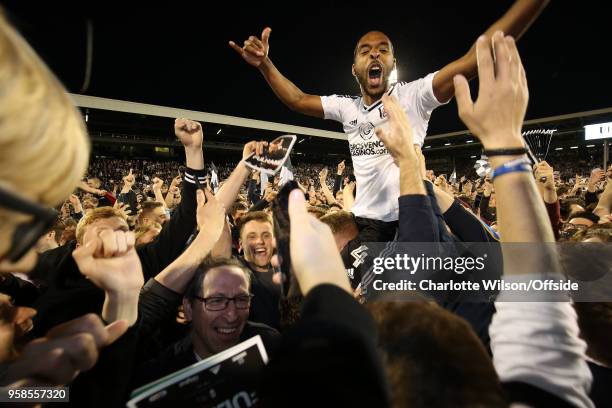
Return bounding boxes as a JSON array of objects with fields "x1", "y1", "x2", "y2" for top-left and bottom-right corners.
[
  {"x1": 491, "y1": 157, "x2": 532, "y2": 180},
  {"x1": 482, "y1": 147, "x2": 528, "y2": 156}
]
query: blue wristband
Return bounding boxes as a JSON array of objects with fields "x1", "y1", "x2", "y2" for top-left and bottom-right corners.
[{"x1": 491, "y1": 157, "x2": 532, "y2": 180}]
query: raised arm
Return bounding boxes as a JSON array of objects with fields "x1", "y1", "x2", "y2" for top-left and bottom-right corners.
[
  {"x1": 136, "y1": 119, "x2": 204, "y2": 279},
  {"x1": 230, "y1": 28, "x2": 324, "y2": 118},
  {"x1": 318, "y1": 167, "x2": 338, "y2": 206},
  {"x1": 593, "y1": 167, "x2": 612, "y2": 220},
  {"x1": 175, "y1": 119, "x2": 205, "y2": 171},
  {"x1": 456, "y1": 33, "x2": 595, "y2": 408},
  {"x1": 342, "y1": 181, "x2": 356, "y2": 211},
  {"x1": 78, "y1": 180, "x2": 106, "y2": 197},
  {"x1": 73, "y1": 228, "x2": 143, "y2": 326},
  {"x1": 332, "y1": 160, "x2": 345, "y2": 196},
  {"x1": 154, "y1": 189, "x2": 225, "y2": 293},
  {"x1": 455, "y1": 32, "x2": 551, "y2": 244},
  {"x1": 164, "y1": 175, "x2": 182, "y2": 208},
  {"x1": 433, "y1": 0, "x2": 549, "y2": 103},
  {"x1": 120, "y1": 168, "x2": 135, "y2": 195},
  {"x1": 376, "y1": 95, "x2": 442, "y2": 243},
  {"x1": 215, "y1": 140, "x2": 268, "y2": 213},
  {"x1": 375, "y1": 94, "x2": 426, "y2": 197},
  {"x1": 151, "y1": 177, "x2": 167, "y2": 209}
]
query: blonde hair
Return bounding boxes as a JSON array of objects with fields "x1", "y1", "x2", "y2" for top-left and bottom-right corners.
[
  {"x1": 0, "y1": 12, "x2": 90, "y2": 207},
  {"x1": 76, "y1": 207, "x2": 126, "y2": 244},
  {"x1": 320, "y1": 210, "x2": 357, "y2": 234}
]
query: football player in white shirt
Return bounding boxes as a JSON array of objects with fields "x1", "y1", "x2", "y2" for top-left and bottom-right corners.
[{"x1": 230, "y1": 0, "x2": 548, "y2": 228}]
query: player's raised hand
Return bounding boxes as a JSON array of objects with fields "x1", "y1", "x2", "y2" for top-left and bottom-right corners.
[{"x1": 229, "y1": 27, "x2": 271, "y2": 68}]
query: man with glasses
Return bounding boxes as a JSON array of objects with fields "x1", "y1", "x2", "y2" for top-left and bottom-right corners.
[{"x1": 133, "y1": 258, "x2": 279, "y2": 388}]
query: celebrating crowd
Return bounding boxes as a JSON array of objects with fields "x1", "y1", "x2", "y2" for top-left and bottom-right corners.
[{"x1": 0, "y1": 1, "x2": 610, "y2": 407}]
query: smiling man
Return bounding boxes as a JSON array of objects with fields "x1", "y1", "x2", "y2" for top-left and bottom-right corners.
[
  {"x1": 230, "y1": 0, "x2": 549, "y2": 227},
  {"x1": 132, "y1": 258, "x2": 279, "y2": 387},
  {"x1": 237, "y1": 211, "x2": 280, "y2": 329},
  {"x1": 184, "y1": 259, "x2": 278, "y2": 360},
  {"x1": 239, "y1": 211, "x2": 275, "y2": 273}
]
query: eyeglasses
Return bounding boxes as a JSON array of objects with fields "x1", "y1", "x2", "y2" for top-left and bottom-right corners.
[
  {"x1": 194, "y1": 294, "x2": 254, "y2": 311},
  {"x1": 0, "y1": 184, "x2": 58, "y2": 262}
]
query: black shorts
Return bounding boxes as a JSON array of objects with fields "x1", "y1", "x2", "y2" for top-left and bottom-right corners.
[
  {"x1": 340, "y1": 216, "x2": 398, "y2": 289},
  {"x1": 354, "y1": 215, "x2": 398, "y2": 242}
]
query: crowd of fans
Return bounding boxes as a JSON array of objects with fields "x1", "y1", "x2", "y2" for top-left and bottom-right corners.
[
  {"x1": 0, "y1": 8, "x2": 611, "y2": 408},
  {"x1": 76, "y1": 150, "x2": 612, "y2": 248}
]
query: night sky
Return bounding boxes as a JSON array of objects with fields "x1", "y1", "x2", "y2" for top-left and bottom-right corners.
[{"x1": 6, "y1": 2, "x2": 612, "y2": 136}]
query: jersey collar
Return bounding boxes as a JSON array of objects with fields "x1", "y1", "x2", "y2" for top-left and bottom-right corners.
[{"x1": 360, "y1": 83, "x2": 397, "y2": 112}]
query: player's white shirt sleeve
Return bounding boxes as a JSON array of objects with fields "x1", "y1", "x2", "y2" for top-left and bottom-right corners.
[
  {"x1": 394, "y1": 72, "x2": 448, "y2": 146},
  {"x1": 321, "y1": 94, "x2": 350, "y2": 123},
  {"x1": 397, "y1": 72, "x2": 447, "y2": 117}
]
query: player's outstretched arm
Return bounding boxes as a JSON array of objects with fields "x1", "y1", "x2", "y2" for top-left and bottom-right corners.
[
  {"x1": 230, "y1": 27, "x2": 324, "y2": 118},
  {"x1": 432, "y1": 0, "x2": 549, "y2": 104}
]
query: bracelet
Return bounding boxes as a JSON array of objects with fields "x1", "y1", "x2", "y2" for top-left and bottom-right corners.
[
  {"x1": 482, "y1": 147, "x2": 528, "y2": 156},
  {"x1": 491, "y1": 157, "x2": 532, "y2": 180}
]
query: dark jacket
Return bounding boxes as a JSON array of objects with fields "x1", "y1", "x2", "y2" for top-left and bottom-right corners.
[
  {"x1": 131, "y1": 321, "x2": 280, "y2": 390},
  {"x1": 444, "y1": 199, "x2": 499, "y2": 243},
  {"x1": 239, "y1": 257, "x2": 281, "y2": 331},
  {"x1": 135, "y1": 276, "x2": 281, "y2": 381},
  {"x1": 397, "y1": 181, "x2": 453, "y2": 243},
  {"x1": 62, "y1": 320, "x2": 141, "y2": 408},
  {"x1": 260, "y1": 284, "x2": 391, "y2": 406},
  {"x1": 0, "y1": 273, "x2": 41, "y2": 307},
  {"x1": 398, "y1": 182, "x2": 497, "y2": 351}
]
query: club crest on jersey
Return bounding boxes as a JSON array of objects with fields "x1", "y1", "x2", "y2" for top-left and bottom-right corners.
[
  {"x1": 358, "y1": 122, "x2": 375, "y2": 140},
  {"x1": 378, "y1": 106, "x2": 387, "y2": 119}
]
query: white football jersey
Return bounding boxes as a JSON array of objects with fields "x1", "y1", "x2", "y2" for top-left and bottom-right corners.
[{"x1": 321, "y1": 72, "x2": 446, "y2": 221}]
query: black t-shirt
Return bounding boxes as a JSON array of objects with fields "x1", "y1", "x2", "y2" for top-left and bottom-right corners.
[{"x1": 239, "y1": 257, "x2": 281, "y2": 330}]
